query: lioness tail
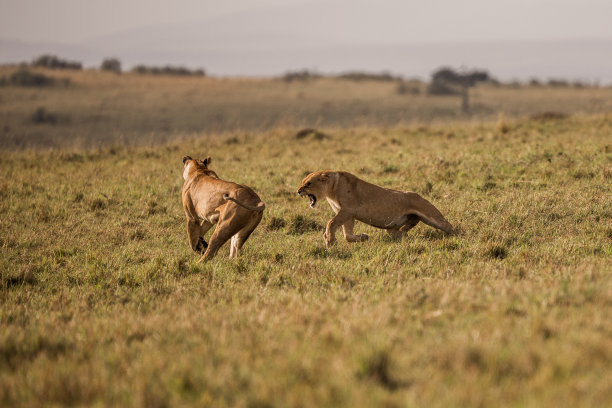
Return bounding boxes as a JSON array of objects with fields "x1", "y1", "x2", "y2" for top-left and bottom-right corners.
[
  {"x1": 409, "y1": 194, "x2": 454, "y2": 234},
  {"x1": 223, "y1": 193, "x2": 266, "y2": 212}
]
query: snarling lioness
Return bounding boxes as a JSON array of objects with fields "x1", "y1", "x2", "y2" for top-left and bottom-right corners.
[
  {"x1": 182, "y1": 156, "x2": 265, "y2": 261},
  {"x1": 297, "y1": 171, "x2": 453, "y2": 246}
]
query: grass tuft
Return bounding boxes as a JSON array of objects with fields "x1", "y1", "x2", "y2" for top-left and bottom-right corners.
[
  {"x1": 287, "y1": 215, "x2": 324, "y2": 235},
  {"x1": 266, "y1": 216, "x2": 287, "y2": 231},
  {"x1": 485, "y1": 244, "x2": 508, "y2": 260}
]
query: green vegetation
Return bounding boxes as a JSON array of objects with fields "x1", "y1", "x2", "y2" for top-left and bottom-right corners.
[
  {"x1": 31, "y1": 54, "x2": 82, "y2": 70},
  {"x1": 131, "y1": 64, "x2": 205, "y2": 77},
  {"x1": 0, "y1": 69, "x2": 69, "y2": 88},
  {"x1": 1, "y1": 95, "x2": 610, "y2": 406},
  {"x1": 100, "y1": 58, "x2": 122, "y2": 74}
]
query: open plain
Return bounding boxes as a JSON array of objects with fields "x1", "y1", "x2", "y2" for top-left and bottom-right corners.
[{"x1": 1, "y1": 68, "x2": 611, "y2": 407}]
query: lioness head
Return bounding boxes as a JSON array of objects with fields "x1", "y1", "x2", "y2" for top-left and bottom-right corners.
[
  {"x1": 182, "y1": 156, "x2": 212, "y2": 180},
  {"x1": 297, "y1": 171, "x2": 332, "y2": 208}
]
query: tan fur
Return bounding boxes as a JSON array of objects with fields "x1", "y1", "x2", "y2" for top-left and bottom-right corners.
[
  {"x1": 297, "y1": 170, "x2": 453, "y2": 246},
  {"x1": 182, "y1": 156, "x2": 264, "y2": 261}
]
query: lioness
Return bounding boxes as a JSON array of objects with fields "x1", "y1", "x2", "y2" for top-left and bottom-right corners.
[
  {"x1": 297, "y1": 170, "x2": 453, "y2": 246},
  {"x1": 182, "y1": 156, "x2": 265, "y2": 261}
]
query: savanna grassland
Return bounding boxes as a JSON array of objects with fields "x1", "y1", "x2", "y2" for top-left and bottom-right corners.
[
  {"x1": 1, "y1": 68, "x2": 611, "y2": 407},
  {"x1": 2, "y1": 66, "x2": 612, "y2": 150}
]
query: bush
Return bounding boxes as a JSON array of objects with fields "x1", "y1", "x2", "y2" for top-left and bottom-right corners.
[
  {"x1": 529, "y1": 111, "x2": 569, "y2": 121},
  {"x1": 428, "y1": 66, "x2": 490, "y2": 96},
  {"x1": 30, "y1": 107, "x2": 68, "y2": 125},
  {"x1": 31, "y1": 54, "x2": 82, "y2": 70},
  {"x1": 31, "y1": 107, "x2": 57, "y2": 124},
  {"x1": 131, "y1": 65, "x2": 205, "y2": 76},
  {"x1": 0, "y1": 69, "x2": 67, "y2": 87},
  {"x1": 396, "y1": 81, "x2": 422, "y2": 95},
  {"x1": 528, "y1": 78, "x2": 542, "y2": 87},
  {"x1": 547, "y1": 79, "x2": 569, "y2": 87},
  {"x1": 337, "y1": 71, "x2": 400, "y2": 82},
  {"x1": 100, "y1": 58, "x2": 121, "y2": 73},
  {"x1": 427, "y1": 80, "x2": 460, "y2": 95},
  {"x1": 281, "y1": 70, "x2": 321, "y2": 82}
]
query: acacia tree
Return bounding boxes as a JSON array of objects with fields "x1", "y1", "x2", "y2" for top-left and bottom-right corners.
[
  {"x1": 428, "y1": 67, "x2": 489, "y2": 113},
  {"x1": 100, "y1": 58, "x2": 121, "y2": 74}
]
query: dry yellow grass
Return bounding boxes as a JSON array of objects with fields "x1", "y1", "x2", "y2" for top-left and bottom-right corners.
[
  {"x1": 2, "y1": 66, "x2": 612, "y2": 150},
  {"x1": 0, "y1": 70, "x2": 611, "y2": 407}
]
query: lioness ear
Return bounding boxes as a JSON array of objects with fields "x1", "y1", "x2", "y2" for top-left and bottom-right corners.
[
  {"x1": 203, "y1": 156, "x2": 212, "y2": 166},
  {"x1": 182, "y1": 156, "x2": 192, "y2": 164}
]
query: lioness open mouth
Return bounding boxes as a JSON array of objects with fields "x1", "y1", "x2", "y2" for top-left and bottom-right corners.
[{"x1": 308, "y1": 194, "x2": 317, "y2": 208}]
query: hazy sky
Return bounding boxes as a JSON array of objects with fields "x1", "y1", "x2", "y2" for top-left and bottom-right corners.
[
  {"x1": 0, "y1": 0, "x2": 303, "y2": 43},
  {"x1": 2, "y1": 0, "x2": 611, "y2": 44}
]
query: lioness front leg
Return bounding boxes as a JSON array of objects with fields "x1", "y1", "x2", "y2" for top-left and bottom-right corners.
[
  {"x1": 325, "y1": 212, "x2": 351, "y2": 247},
  {"x1": 187, "y1": 220, "x2": 213, "y2": 253},
  {"x1": 342, "y1": 218, "x2": 369, "y2": 243}
]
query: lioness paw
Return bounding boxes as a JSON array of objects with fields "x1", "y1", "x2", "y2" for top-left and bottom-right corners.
[
  {"x1": 324, "y1": 233, "x2": 336, "y2": 247},
  {"x1": 195, "y1": 237, "x2": 208, "y2": 253},
  {"x1": 359, "y1": 234, "x2": 369, "y2": 241}
]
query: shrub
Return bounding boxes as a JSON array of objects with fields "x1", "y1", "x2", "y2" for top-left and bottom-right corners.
[
  {"x1": 427, "y1": 80, "x2": 460, "y2": 95},
  {"x1": 30, "y1": 107, "x2": 68, "y2": 125},
  {"x1": 0, "y1": 69, "x2": 66, "y2": 87},
  {"x1": 31, "y1": 107, "x2": 57, "y2": 124},
  {"x1": 396, "y1": 81, "x2": 422, "y2": 95},
  {"x1": 547, "y1": 79, "x2": 569, "y2": 87},
  {"x1": 528, "y1": 78, "x2": 542, "y2": 87},
  {"x1": 529, "y1": 111, "x2": 569, "y2": 121},
  {"x1": 281, "y1": 70, "x2": 321, "y2": 82},
  {"x1": 100, "y1": 58, "x2": 121, "y2": 73},
  {"x1": 31, "y1": 54, "x2": 82, "y2": 70},
  {"x1": 131, "y1": 65, "x2": 205, "y2": 76},
  {"x1": 295, "y1": 128, "x2": 329, "y2": 140},
  {"x1": 337, "y1": 71, "x2": 400, "y2": 82}
]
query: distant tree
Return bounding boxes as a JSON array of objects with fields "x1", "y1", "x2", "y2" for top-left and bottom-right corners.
[
  {"x1": 100, "y1": 58, "x2": 121, "y2": 73},
  {"x1": 281, "y1": 70, "x2": 320, "y2": 82},
  {"x1": 130, "y1": 64, "x2": 205, "y2": 76},
  {"x1": 337, "y1": 71, "x2": 400, "y2": 82},
  {"x1": 547, "y1": 79, "x2": 569, "y2": 87},
  {"x1": 428, "y1": 67, "x2": 490, "y2": 113},
  {"x1": 32, "y1": 54, "x2": 82, "y2": 70},
  {"x1": 529, "y1": 78, "x2": 542, "y2": 87}
]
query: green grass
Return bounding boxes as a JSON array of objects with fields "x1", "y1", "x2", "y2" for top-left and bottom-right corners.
[{"x1": 1, "y1": 111, "x2": 611, "y2": 407}]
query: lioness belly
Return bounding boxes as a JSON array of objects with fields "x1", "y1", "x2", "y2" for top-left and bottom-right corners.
[{"x1": 356, "y1": 214, "x2": 406, "y2": 229}]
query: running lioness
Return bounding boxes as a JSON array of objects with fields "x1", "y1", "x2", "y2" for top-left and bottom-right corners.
[
  {"x1": 182, "y1": 156, "x2": 265, "y2": 261},
  {"x1": 297, "y1": 170, "x2": 453, "y2": 246}
]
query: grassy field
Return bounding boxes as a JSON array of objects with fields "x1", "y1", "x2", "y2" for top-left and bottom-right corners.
[
  {"x1": 1, "y1": 70, "x2": 611, "y2": 407},
  {"x1": 2, "y1": 66, "x2": 612, "y2": 150}
]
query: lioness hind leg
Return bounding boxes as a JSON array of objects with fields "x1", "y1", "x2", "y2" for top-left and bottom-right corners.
[
  {"x1": 400, "y1": 214, "x2": 420, "y2": 233},
  {"x1": 199, "y1": 218, "x2": 244, "y2": 262},
  {"x1": 342, "y1": 218, "x2": 369, "y2": 243},
  {"x1": 229, "y1": 211, "x2": 263, "y2": 258},
  {"x1": 386, "y1": 228, "x2": 404, "y2": 240}
]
